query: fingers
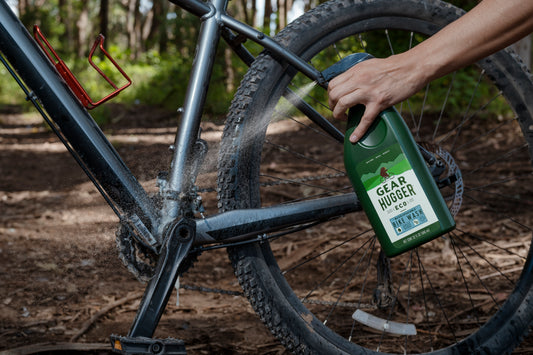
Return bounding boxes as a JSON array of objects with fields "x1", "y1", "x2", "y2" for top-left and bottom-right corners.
[
  {"x1": 326, "y1": 60, "x2": 384, "y2": 142},
  {"x1": 329, "y1": 79, "x2": 381, "y2": 143},
  {"x1": 331, "y1": 90, "x2": 359, "y2": 120},
  {"x1": 349, "y1": 104, "x2": 381, "y2": 143},
  {"x1": 328, "y1": 67, "x2": 359, "y2": 118},
  {"x1": 328, "y1": 81, "x2": 362, "y2": 120}
]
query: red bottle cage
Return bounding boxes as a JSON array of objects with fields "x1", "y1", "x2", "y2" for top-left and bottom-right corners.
[{"x1": 33, "y1": 26, "x2": 132, "y2": 109}]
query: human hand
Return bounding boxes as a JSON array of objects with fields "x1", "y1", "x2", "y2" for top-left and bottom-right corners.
[{"x1": 327, "y1": 55, "x2": 424, "y2": 143}]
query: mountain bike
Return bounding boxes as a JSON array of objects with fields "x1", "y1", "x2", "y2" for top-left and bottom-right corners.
[{"x1": 2, "y1": 0, "x2": 533, "y2": 353}]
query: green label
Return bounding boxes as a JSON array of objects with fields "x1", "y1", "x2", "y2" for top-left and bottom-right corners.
[
  {"x1": 356, "y1": 144, "x2": 439, "y2": 244},
  {"x1": 357, "y1": 144, "x2": 410, "y2": 190}
]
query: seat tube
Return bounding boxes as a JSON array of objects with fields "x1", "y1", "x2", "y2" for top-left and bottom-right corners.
[{"x1": 163, "y1": 0, "x2": 227, "y2": 222}]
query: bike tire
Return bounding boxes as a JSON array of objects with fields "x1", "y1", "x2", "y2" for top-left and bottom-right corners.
[{"x1": 217, "y1": 0, "x2": 533, "y2": 353}]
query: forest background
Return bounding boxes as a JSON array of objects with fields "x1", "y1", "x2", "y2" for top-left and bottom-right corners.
[{"x1": 2, "y1": 0, "x2": 530, "y2": 123}]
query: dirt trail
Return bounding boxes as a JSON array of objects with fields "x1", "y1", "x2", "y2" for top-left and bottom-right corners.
[
  {"x1": 1, "y1": 105, "x2": 533, "y2": 354},
  {"x1": 0, "y1": 106, "x2": 286, "y2": 354}
]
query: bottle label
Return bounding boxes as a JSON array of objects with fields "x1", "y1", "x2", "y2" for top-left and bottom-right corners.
[{"x1": 357, "y1": 143, "x2": 438, "y2": 244}]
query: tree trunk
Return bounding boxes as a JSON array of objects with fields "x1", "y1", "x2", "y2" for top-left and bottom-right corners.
[
  {"x1": 126, "y1": 0, "x2": 137, "y2": 58},
  {"x1": 18, "y1": 0, "x2": 27, "y2": 18},
  {"x1": 278, "y1": 0, "x2": 286, "y2": 30},
  {"x1": 238, "y1": 0, "x2": 249, "y2": 24},
  {"x1": 159, "y1": 1, "x2": 169, "y2": 53},
  {"x1": 304, "y1": 0, "x2": 313, "y2": 12},
  {"x1": 264, "y1": 0, "x2": 272, "y2": 32},
  {"x1": 286, "y1": 0, "x2": 293, "y2": 23},
  {"x1": 99, "y1": 0, "x2": 109, "y2": 50},
  {"x1": 76, "y1": 2, "x2": 91, "y2": 57},
  {"x1": 251, "y1": 0, "x2": 257, "y2": 27},
  {"x1": 146, "y1": 0, "x2": 168, "y2": 53},
  {"x1": 141, "y1": 6, "x2": 154, "y2": 44},
  {"x1": 58, "y1": 0, "x2": 75, "y2": 49},
  {"x1": 134, "y1": 0, "x2": 142, "y2": 57}
]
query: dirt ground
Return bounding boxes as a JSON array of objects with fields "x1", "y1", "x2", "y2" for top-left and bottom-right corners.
[
  {"x1": 1, "y1": 104, "x2": 533, "y2": 355},
  {"x1": 0, "y1": 105, "x2": 288, "y2": 355}
]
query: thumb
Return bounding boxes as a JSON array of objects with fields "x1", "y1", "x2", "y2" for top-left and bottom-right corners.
[{"x1": 349, "y1": 105, "x2": 381, "y2": 143}]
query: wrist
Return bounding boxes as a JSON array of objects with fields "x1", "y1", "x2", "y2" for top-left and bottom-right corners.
[{"x1": 387, "y1": 52, "x2": 434, "y2": 96}]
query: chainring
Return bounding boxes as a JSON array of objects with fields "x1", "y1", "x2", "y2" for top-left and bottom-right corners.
[{"x1": 116, "y1": 222, "x2": 200, "y2": 282}]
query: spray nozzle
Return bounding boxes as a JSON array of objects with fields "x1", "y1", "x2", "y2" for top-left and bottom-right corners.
[{"x1": 321, "y1": 53, "x2": 374, "y2": 83}]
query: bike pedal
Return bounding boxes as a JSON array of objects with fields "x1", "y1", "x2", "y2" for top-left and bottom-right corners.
[{"x1": 110, "y1": 334, "x2": 186, "y2": 354}]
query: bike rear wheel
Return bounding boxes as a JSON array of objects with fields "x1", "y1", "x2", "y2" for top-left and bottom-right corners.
[{"x1": 218, "y1": 0, "x2": 533, "y2": 353}]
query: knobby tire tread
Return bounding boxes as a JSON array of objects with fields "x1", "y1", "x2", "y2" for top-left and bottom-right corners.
[{"x1": 217, "y1": 0, "x2": 533, "y2": 353}]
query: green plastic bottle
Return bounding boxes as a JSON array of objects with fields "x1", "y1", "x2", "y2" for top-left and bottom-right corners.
[
  {"x1": 322, "y1": 52, "x2": 455, "y2": 257},
  {"x1": 344, "y1": 105, "x2": 455, "y2": 257}
]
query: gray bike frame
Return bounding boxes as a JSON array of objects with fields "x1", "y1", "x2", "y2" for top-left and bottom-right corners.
[
  {"x1": 0, "y1": 0, "x2": 365, "y2": 347},
  {"x1": 0, "y1": 0, "x2": 360, "y2": 250}
]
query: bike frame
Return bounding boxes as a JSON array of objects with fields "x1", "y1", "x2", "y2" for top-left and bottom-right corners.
[{"x1": 0, "y1": 0, "x2": 360, "y2": 347}]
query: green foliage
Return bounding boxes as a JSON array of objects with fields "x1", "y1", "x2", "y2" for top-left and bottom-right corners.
[
  {"x1": 58, "y1": 45, "x2": 247, "y2": 121},
  {"x1": 0, "y1": 0, "x2": 510, "y2": 125},
  {"x1": 0, "y1": 63, "x2": 26, "y2": 105},
  {"x1": 131, "y1": 53, "x2": 191, "y2": 110},
  {"x1": 408, "y1": 67, "x2": 512, "y2": 119}
]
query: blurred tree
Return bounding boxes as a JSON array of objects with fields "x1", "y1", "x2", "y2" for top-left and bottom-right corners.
[
  {"x1": 99, "y1": 0, "x2": 109, "y2": 49},
  {"x1": 12, "y1": 0, "x2": 530, "y2": 118},
  {"x1": 76, "y1": 1, "x2": 90, "y2": 57}
]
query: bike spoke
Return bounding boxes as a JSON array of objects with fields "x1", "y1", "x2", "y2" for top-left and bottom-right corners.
[
  {"x1": 453, "y1": 114, "x2": 514, "y2": 153},
  {"x1": 450, "y1": 236, "x2": 482, "y2": 326},
  {"x1": 302, "y1": 237, "x2": 376, "y2": 304},
  {"x1": 264, "y1": 139, "x2": 345, "y2": 173},
  {"x1": 451, "y1": 232, "x2": 505, "y2": 308},
  {"x1": 449, "y1": 70, "x2": 485, "y2": 152},
  {"x1": 324, "y1": 237, "x2": 376, "y2": 325},
  {"x1": 432, "y1": 72, "x2": 457, "y2": 141},
  {"x1": 416, "y1": 250, "x2": 458, "y2": 343},
  {"x1": 275, "y1": 101, "x2": 338, "y2": 142},
  {"x1": 260, "y1": 173, "x2": 341, "y2": 194},
  {"x1": 465, "y1": 186, "x2": 533, "y2": 206},
  {"x1": 282, "y1": 230, "x2": 374, "y2": 276},
  {"x1": 416, "y1": 249, "x2": 434, "y2": 350},
  {"x1": 462, "y1": 192, "x2": 532, "y2": 232},
  {"x1": 464, "y1": 144, "x2": 528, "y2": 176},
  {"x1": 455, "y1": 227, "x2": 529, "y2": 260}
]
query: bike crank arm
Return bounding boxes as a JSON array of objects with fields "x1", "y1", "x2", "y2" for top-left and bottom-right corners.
[
  {"x1": 194, "y1": 193, "x2": 361, "y2": 245},
  {"x1": 111, "y1": 194, "x2": 359, "y2": 353},
  {"x1": 111, "y1": 219, "x2": 195, "y2": 354}
]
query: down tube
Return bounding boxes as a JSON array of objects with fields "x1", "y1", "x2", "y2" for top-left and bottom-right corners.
[{"x1": 0, "y1": 3, "x2": 158, "y2": 232}]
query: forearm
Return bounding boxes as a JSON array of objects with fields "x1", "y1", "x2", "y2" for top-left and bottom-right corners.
[
  {"x1": 328, "y1": 0, "x2": 533, "y2": 142},
  {"x1": 406, "y1": 0, "x2": 533, "y2": 85}
]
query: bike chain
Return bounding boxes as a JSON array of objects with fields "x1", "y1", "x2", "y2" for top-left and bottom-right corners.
[
  {"x1": 116, "y1": 172, "x2": 346, "y2": 282},
  {"x1": 117, "y1": 155, "x2": 454, "y2": 287},
  {"x1": 116, "y1": 170, "x2": 406, "y2": 309},
  {"x1": 116, "y1": 225, "x2": 201, "y2": 282},
  {"x1": 196, "y1": 172, "x2": 347, "y2": 193}
]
